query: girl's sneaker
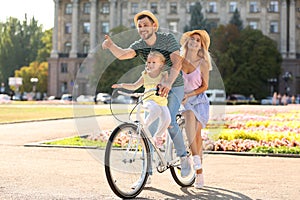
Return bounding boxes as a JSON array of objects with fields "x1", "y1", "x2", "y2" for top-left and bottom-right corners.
[
  {"x1": 194, "y1": 173, "x2": 204, "y2": 189},
  {"x1": 193, "y1": 155, "x2": 202, "y2": 170}
]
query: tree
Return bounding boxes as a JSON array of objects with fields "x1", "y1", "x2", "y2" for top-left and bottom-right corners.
[
  {"x1": 211, "y1": 26, "x2": 282, "y2": 99},
  {"x1": 229, "y1": 9, "x2": 243, "y2": 31},
  {"x1": 36, "y1": 28, "x2": 52, "y2": 62},
  {"x1": 183, "y1": 2, "x2": 217, "y2": 33},
  {"x1": 211, "y1": 24, "x2": 240, "y2": 78},
  {"x1": 0, "y1": 16, "x2": 44, "y2": 92},
  {"x1": 14, "y1": 61, "x2": 48, "y2": 93},
  {"x1": 184, "y1": 2, "x2": 207, "y2": 32}
]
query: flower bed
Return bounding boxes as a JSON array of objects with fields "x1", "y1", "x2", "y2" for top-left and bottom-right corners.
[
  {"x1": 55, "y1": 105, "x2": 300, "y2": 155},
  {"x1": 203, "y1": 105, "x2": 300, "y2": 154}
]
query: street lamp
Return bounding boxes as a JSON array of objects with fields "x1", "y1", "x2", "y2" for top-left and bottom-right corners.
[
  {"x1": 267, "y1": 78, "x2": 277, "y2": 96},
  {"x1": 30, "y1": 78, "x2": 39, "y2": 99},
  {"x1": 282, "y1": 72, "x2": 292, "y2": 95}
]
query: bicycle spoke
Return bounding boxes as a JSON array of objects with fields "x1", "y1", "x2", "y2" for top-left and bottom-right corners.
[{"x1": 105, "y1": 123, "x2": 150, "y2": 199}]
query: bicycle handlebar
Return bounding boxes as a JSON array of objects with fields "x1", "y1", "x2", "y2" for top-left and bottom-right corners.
[{"x1": 117, "y1": 88, "x2": 158, "y2": 98}]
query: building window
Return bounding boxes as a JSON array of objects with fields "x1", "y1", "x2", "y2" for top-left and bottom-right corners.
[
  {"x1": 270, "y1": 21, "x2": 278, "y2": 33},
  {"x1": 83, "y1": 42, "x2": 90, "y2": 54},
  {"x1": 229, "y1": 2, "x2": 237, "y2": 13},
  {"x1": 83, "y1": 22, "x2": 90, "y2": 33},
  {"x1": 64, "y1": 42, "x2": 71, "y2": 53},
  {"x1": 187, "y1": 2, "x2": 196, "y2": 13},
  {"x1": 79, "y1": 64, "x2": 85, "y2": 73},
  {"x1": 170, "y1": 2, "x2": 177, "y2": 14},
  {"x1": 65, "y1": 23, "x2": 72, "y2": 34},
  {"x1": 269, "y1": 1, "x2": 279, "y2": 12},
  {"x1": 208, "y1": 2, "x2": 217, "y2": 13},
  {"x1": 131, "y1": 3, "x2": 139, "y2": 14},
  {"x1": 150, "y1": 2, "x2": 158, "y2": 14},
  {"x1": 61, "y1": 63, "x2": 68, "y2": 73},
  {"x1": 102, "y1": 3, "x2": 110, "y2": 14},
  {"x1": 61, "y1": 82, "x2": 68, "y2": 93},
  {"x1": 130, "y1": 22, "x2": 135, "y2": 29},
  {"x1": 102, "y1": 22, "x2": 109, "y2": 33},
  {"x1": 250, "y1": 1, "x2": 259, "y2": 13},
  {"x1": 169, "y1": 21, "x2": 178, "y2": 32},
  {"x1": 83, "y1": 2, "x2": 91, "y2": 14},
  {"x1": 249, "y1": 21, "x2": 258, "y2": 29},
  {"x1": 65, "y1": 3, "x2": 72, "y2": 14}
]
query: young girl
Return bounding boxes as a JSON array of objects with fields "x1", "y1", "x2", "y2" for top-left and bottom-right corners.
[
  {"x1": 180, "y1": 30, "x2": 212, "y2": 189},
  {"x1": 112, "y1": 51, "x2": 171, "y2": 147}
]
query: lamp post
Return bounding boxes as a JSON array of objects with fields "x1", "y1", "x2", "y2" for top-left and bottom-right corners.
[
  {"x1": 282, "y1": 72, "x2": 292, "y2": 95},
  {"x1": 267, "y1": 78, "x2": 277, "y2": 96},
  {"x1": 30, "y1": 78, "x2": 39, "y2": 99}
]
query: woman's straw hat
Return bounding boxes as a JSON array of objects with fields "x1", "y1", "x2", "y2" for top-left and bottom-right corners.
[
  {"x1": 180, "y1": 30, "x2": 210, "y2": 51},
  {"x1": 134, "y1": 10, "x2": 159, "y2": 32}
]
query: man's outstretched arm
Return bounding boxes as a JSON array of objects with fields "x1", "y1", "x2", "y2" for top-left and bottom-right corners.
[{"x1": 102, "y1": 35, "x2": 136, "y2": 60}]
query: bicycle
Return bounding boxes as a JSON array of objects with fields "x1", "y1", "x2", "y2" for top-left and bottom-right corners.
[{"x1": 105, "y1": 88, "x2": 195, "y2": 199}]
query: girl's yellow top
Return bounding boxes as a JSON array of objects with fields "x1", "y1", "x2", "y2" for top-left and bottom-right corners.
[{"x1": 142, "y1": 70, "x2": 168, "y2": 106}]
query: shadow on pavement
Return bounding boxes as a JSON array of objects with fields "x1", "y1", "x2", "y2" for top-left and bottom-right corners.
[{"x1": 142, "y1": 185, "x2": 252, "y2": 200}]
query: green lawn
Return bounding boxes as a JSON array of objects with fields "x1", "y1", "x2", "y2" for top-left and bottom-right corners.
[
  {"x1": 0, "y1": 102, "x2": 112, "y2": 123},
  {"x1": 0, "y1": 101, "x2": 135, "y2": 123},
  {"x1": 44, "y1": 136, "x2": 106, "y2": 148}
]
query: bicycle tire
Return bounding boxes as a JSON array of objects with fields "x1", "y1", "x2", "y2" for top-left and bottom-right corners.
[
  {"x1": 169, "y1": 114, "x2": 195, "y2": 187},
  {"x1": 104, "y1": 123, "x2": 151, "y2": 199}
]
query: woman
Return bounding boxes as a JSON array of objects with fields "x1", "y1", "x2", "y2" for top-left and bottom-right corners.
[{"x1": 180, "y1": 30, "x2": 212, "y2": 189}]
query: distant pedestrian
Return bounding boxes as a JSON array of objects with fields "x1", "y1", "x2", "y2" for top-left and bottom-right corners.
[{"x1": 272, "y1": 92, "x2": 277, "y2": 105}]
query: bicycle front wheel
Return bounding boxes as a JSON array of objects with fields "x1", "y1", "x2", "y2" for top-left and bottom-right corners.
[{"x1": 104, "y1": 123, "x2": 151, "y2": 199}]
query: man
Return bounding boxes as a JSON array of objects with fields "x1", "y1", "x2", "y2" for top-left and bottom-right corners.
[{"x1": 102, "y1": 10, "x2": 191, "y2": 178}]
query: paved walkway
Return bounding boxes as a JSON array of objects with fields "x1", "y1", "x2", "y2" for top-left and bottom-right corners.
[{"x1": 0, "y1": 105, "x2": 300, "y2": 199}]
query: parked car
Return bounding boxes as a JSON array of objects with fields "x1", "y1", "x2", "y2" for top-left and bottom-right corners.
[
  {"x1": 76, "y1": 95, "x2": 94, "y2": 102},
  {"x1": 12, "y1": 92, "x2": 28, "y2": 101},
  {"x1": 261, "y1": 97, "x2": 279, "y2": 105},
  {"x1": 205, "y1": 89, "x2": 226, "y2": 104},
  {"x1": 0, "y1": 94, "x2": 11, "y2": 103},
  {"x1": 112, "y1": 95, "x2": 135, "y2": 104},
  {"x1": 61, "y1": 94, "x2": 73, "y2": 101},
  {"x1": 227, "y1": 94, "x2": 249, "y2": 105},
  {"x1": 96, "y1": 93, "x2": 111, "y2": 104}
]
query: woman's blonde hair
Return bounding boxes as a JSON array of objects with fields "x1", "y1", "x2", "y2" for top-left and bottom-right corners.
[{"x1": 180, "y1": 31, "x2": 212, "y2": 70}]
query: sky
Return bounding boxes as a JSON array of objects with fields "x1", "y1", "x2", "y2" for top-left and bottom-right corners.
[{"x1": 0, "y1": 0, "x2": 54, "y2": 30}]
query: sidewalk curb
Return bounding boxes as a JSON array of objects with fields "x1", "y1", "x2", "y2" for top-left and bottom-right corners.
[
  {"x1": 204, "y1": 150, "x2": 300, "y2": 158},
  {"x1": 24, "y1": 137, "x2": 300, "y2": 158}
]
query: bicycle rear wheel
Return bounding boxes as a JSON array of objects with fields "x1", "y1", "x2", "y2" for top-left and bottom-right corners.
[
  {"x1": 104, "y1": 123, "x2": 151, "y2": 199},
  {"x1": 169, "y1": 114, "x2": 195, "y2": 187}
]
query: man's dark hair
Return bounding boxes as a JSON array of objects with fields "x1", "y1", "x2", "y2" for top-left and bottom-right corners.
[{"x1": 137, "y1": 14, "x2": 154, "y2": 23}]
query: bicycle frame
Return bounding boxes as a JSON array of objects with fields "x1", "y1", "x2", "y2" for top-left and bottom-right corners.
[
  {"x1": 119, "y1": 90, "x2": 180, "y2": 172},
  {"x1": 105, "y1": 89, "x2": 195, "y2": 199}
]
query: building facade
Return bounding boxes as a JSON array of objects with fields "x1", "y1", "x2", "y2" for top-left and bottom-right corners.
[{"x1": 48, "y1": 0, "x2": 300, "y2": 98}]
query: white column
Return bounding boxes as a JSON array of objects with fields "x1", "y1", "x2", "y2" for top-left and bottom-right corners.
[
  {"x1": 70, "y1": 0, "x2": 79, "y2": 58},
  {"x1": 109, "y1": 0, "x2": 117, "y2": 28},
  {"x1": 288, "y1": 0, "x2": 296, "y2": 58},
  {"x1": 51, "y1": 0, "x2": 60, "y2": 58},
  {"x1": 280, "y1": 0, "x2": 287, "y2": 58},
  {"x1": 89, "y1": 0, "x2": 97, "y2": 54},
  {"x1": 260, "y1": 1, "x2": 267, "y2": 35}
]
